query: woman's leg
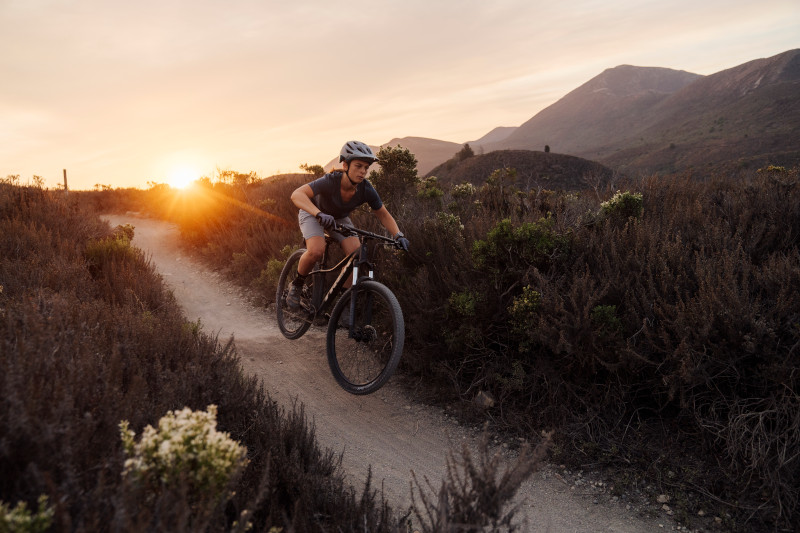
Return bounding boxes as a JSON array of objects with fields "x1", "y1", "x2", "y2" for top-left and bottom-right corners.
[{"x1": 297, "y1": 236, "x2": 325, "y2": 276}]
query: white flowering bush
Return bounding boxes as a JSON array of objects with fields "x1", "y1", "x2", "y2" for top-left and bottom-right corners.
[
  {"x1": 599, "y1": 190, "x2": 643, "y2": 219},
  {"x1": 0, "y1": 495, "x2": 53, "y2": 533},
  {"x1": 119, "y1": 405, "x2": 248, "y2": 501},
  {"x1": 436, "y1": 212, "x2": 465, "y2": 232},
  {"x1": 451, "y1": 182, "x2": 477, "y2": 198}
]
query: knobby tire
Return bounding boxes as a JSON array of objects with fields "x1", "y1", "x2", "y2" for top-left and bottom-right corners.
[
  {"x1": 276, "y1": 248, "x2": 315, "y2": 339},
  {"x1": 326, "y1": 280, "x2": 404, "y2": 395}
]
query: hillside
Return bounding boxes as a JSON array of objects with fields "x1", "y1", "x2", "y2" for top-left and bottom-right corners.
[
  {"x1": 375, "y1": 48, "x2": 800, "y2": 177},
  {"x1": 325, "y1": 137, "x2": 463, "y2": 176},
  {"x1": 379, "y1": 136, "x2": 465, "y2": 175},
  {"x1": 426, "y1": 149, "x2": 616, "y2": 191},
  {"x1": 469, "y1": 126, "x2": 518, "y2": 147},
  {"x1": 486, "y1": 65, "x2": 702, "y2": 159},
  {"x1": 601, "y1": 49, "x2": 800, "y2": 173}
]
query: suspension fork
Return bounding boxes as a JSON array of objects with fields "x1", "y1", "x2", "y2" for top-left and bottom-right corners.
[{"x1": 348, "y1": 240, "x2": 375, "y2": 338}]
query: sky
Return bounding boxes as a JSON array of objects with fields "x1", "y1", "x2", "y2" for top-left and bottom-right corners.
[{"x1": 2, "y1": 0, "x2": 798, "y2": 190}]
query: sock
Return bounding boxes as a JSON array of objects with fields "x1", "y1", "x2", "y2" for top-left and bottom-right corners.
[{"x1": 292, "y1": 274, "x2": 307, "y2": 287}]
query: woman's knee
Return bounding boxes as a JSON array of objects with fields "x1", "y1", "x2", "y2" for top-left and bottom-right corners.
[{"x1": 304, "y1": 238, "x2": 326, "y2": 261}]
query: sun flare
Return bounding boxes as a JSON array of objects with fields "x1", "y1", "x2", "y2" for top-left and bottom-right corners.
[{"x1": 167, "y1": 166, "x2": 199, "y2": 189}]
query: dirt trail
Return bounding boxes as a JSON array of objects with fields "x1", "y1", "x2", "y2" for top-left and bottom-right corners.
[{"x1": 106, "y1": 214, "x2": 677, "y2": 532}]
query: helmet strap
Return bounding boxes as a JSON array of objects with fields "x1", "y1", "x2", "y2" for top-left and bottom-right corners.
[{"x1": 343, "y1": 162, "x2": 359, "y2": 188}]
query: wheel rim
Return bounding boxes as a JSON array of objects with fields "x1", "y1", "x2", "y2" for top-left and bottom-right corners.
[
  {"x1": 277, "y1": 258, "x2": 314, "y2": 335},
  {"x1": 331, "y1": 289, "x2": 396, "y2": 388}
]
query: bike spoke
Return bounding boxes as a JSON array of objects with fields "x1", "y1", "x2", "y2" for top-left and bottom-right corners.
[
  {"x1": 276, "y1": 249, "x2": 316, "y2": 339},
  {"x1": 327, "y1": 282, "x2": 403, "y2": 394}
]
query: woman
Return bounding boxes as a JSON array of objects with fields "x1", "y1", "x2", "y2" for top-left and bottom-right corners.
[{"x1": 287, "y1": 140, "x2": 409, "y2": 308}]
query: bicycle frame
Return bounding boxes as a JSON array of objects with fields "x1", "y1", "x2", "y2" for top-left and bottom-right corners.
[
  {"x1": 276, "y1": 222, "x2": 405, "y2": 393},
  {"x1": 308, "y1": 225, "x2": 387, "y2": 336}
]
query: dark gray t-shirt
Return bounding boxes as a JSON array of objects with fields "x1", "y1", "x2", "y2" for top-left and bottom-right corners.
[{"x1": 308, "y1": 171, "x2": 383, "y2": 219}]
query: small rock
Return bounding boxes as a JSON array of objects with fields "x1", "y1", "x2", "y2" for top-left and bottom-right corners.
[
  {"x1": 662, "y1": 504, "x2": 671, "y2": 512},
  {"x1": 697, "y1": 509, "x2": 706, "y2": 517},
  {"x1": 657, "y1": 494, "x2": 671, "y2": 504}
]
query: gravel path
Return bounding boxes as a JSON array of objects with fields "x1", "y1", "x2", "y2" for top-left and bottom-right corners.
[{"x1": 106, "y1": 214, "x2": 681, "y2": 532}]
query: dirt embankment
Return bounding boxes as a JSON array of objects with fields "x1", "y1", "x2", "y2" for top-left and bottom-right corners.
[{"x1": 105, "y1": 214, "x2": 679, "y2": 532}]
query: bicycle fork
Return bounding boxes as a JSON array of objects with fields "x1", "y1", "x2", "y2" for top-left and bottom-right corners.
[{"x1": 348, "y1": 250, "x2": 375, "y2": 340}]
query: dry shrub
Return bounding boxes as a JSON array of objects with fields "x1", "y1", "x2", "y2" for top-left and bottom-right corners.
[
  {"x1": 384, "y1": 168, "x2": 800, "y2": 529},
  {"x1": 411, "y1": 431, "x2": 551, "y2": 532}
]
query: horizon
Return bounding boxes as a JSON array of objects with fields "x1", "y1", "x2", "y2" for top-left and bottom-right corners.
[{"x1": 2, "y1": 0, "x2": 799, "y2": 191}]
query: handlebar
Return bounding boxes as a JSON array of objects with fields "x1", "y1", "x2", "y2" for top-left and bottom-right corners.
[{"x1": 333, "y1": 223, "x2": 402, "y2": 248}]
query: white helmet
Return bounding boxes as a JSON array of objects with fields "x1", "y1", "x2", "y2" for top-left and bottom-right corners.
[{"x1": 339, "y1": 140, "x2": 378, "y2": 163}]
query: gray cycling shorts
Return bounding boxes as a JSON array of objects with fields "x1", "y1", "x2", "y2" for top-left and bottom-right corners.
[{"x1": 298, "y1": 210, "x2": 353, "y2": 244}]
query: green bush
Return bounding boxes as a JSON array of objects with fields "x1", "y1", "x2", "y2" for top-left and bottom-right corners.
[
  {"x1": 472, "y1": 216, "x2": 569, "y2": 279},
  {"x1": 84, "y1": 234, "x2": 134, "y2": 269},
  {"x1": 448, "y1": 290, "x2": 480, "y2": 317},
  {"x1": 508, "y1": 286, "x2": 541, "y2": 337},
  {"x1": 251, "y1": 257, "x2": 285, "y2": 303},
  {"x1": 416, "y1": 176, "x2": 444, "y2": 200},
  {"x1": 590, "y1": 304, "x2": 621, "y2": 335}
]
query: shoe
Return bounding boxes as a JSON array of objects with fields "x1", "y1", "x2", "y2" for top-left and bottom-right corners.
[{"x1": 287, "y1": 283, "x2": 302, "y2": 309}]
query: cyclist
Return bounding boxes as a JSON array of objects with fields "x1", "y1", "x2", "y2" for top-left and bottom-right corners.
[{"x1": 287, "y1": 140, "x2": 410, "y2": 308}]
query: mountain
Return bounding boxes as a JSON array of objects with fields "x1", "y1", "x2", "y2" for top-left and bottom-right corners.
[
  {"x1": 426, "y1": 150, "x2": 616, "y2": 192},
  {"x1": 485, "y1": 65, "x2": 702, "y2": 160},
  {"x1": 371, "y1": 48, "x2": 800, "y2": 177},
  {"x1": 377, "y1": 137, "x2": 464, "y2": 175},
  {"x1": 469, "y1": 126, "x2": 518, "y2": 147},
  {"x1": 600, "y1": 49, "x2": 800, "y2": 173},
  {"x1": 324, "y1": 137, "x2": 463, "y2": 176}
]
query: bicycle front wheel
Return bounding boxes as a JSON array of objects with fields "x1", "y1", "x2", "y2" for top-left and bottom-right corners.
[
  {"x1": 326, "y1": 280, "x2": 404, "y2": 395},
  {"x1": 276, "y1": 248, "x2": 315, "y2": 339}
]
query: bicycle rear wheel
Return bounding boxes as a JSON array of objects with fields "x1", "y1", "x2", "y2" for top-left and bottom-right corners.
[
  {"x1": 276, "y1": 248, "x2": 315, "y2": 339},
  {"x1": 326, "y1": 280, "x2": 404, "y2": 395}
]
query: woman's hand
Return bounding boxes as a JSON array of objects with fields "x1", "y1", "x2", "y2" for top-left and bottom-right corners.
[{"x1": 315, "y1": 212, "x2": 335, "y2": 229}]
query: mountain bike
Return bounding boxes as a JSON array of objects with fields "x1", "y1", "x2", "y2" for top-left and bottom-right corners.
[{"x1": 276, "y1": 224, "x2": 405, "y2": 395}]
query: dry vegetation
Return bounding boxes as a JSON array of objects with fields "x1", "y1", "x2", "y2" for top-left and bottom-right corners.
[
  {"x1": 1, "y1": 181, "x2": 545, "y2": 532},
  {"x1": 74, "y1": 155, "x2": 799, "y2": 531}
]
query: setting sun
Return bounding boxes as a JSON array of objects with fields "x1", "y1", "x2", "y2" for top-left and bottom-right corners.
[{"x1": 167, "y1": 166, "x2": 199, "y2": 189}]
